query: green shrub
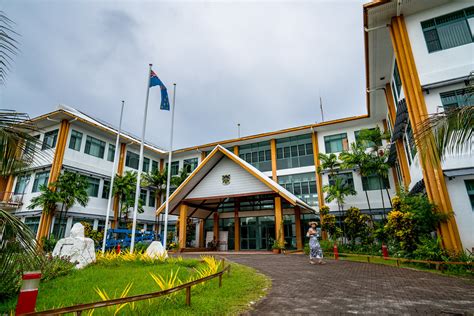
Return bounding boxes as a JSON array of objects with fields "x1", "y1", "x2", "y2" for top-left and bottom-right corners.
[
  {"x1": 40, "y1": 254, "x2": 76, "y2": 281},
  {"x1": 134, "y1": 242, "x2": 149, "y2": 253},
  {"x1": 41, "y1": 236, "x2": 57, "y2": 253}
]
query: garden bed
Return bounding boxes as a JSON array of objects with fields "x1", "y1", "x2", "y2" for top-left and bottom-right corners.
[{"x1": 0, "y1": 255, "x2": 270, "y2": 315}]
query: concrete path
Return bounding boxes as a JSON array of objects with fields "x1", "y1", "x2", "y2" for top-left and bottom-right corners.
[{"x1": 219, "y1": 254, "x2": 474, "y2": 315}]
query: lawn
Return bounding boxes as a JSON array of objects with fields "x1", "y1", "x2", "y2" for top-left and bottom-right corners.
[{"x1": 0, "y1": 256, "x2": 271, "y2": 315}]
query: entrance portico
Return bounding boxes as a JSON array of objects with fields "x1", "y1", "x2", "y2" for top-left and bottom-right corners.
[{"x1": 156, "y1": 145, "x2": 315, "y2": 251}]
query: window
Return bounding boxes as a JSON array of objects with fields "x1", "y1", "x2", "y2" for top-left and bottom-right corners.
[
  {"x1": 275, "y1": 135, "x2": 314, "y2": 170},
  {"x1": 143, "y1": 157, "x2": 150, "y2": 172},
  {"x1": 183, "y1": 158, "x2": 198, "y2": 173},
  {"x1": 151, "y1": 160, "x2": 159, "y2": 173},
  {"x1": 421, "y1": 7, "x2": 474, "y2": 53},
  {"x1": 239, "y1": 141, "x2": 272, "y2": 172},
  {"x1": 440, "y1": 88, "x2": 474, "y2": 108},
  {"x1": 14, "y1": 174, "x2": 30, "y2": 194},
  {"x1": 86, "y1": 177, "x2": 100, "y2": 197},
  {"x1": 149, "y1": 190, "x2": 156, "y2": 207},
  {"x1": 278, "y1": 173, "x2": 318, "y2": 206},
  {"x1": 393, "y1": 61, "x2": 402, "y2": 97},
  {"x1": 140, "y1": 189, "x2": 147, "y2": 205},
  {"x1": 328, "y1": 172, "x2": 355, "y2": 190},
  {"x1": 355, "y1": 129, "x2": 383, "y2": 149},
  {"x1": 84, "y1": 136, "x2": 105, "y2": 159},
  {"x1": 107, "y1": 144, "x2": 115, "y2": 162},
  {"x1": 25, "y1": 216, "x2": 40, "y2": 235},
  {"x1": 69, "y1": 130, "x2": 83, "y2": 151},
  {"x1": 165, "y1": 161, "x2": 180, "y2": 176},
  {"x1": 465, "y1": 180, "x2": 474, "y2": 211},
  {"x1": 102, "y1": 180, "x2": 110, "y2": 199},
  {"x1": 42, "y1": 130, "x2": 58, "y2": 150},
  {"x1": 32, "y1": 171, "x2": 49, "y2": 192},
  {"x1": 126, "y1": 151, "x2": 139, "y2": 169},
  {"x1": 24, "y1": 135, "x2": 40, "y2": 158},
  {"x1": 362, "y1": 174, "x2": 390, "y2": 191},
  {"x1": 324, "y1": 133, "x2": 348, "y2": 153}
]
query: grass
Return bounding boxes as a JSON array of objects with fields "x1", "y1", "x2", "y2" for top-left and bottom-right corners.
[{"x1": 0, "y1": 257, "x2": 270, "y2": 315}]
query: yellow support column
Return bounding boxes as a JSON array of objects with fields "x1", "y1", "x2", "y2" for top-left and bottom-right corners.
[
  {"x1": 390, "y1": 16, "x2": 462, "y2": 252},
  {"x1": 384, "y1": 84, "x2": 411, "y2": 188},
  {"x1": 270, "y1": 139, "x2": 278, "y2": 182},
  {"x1": 37, "y1": 119, "x2": 70, "y2": 243},
  {"x1": 199, "y1": 219, "x2": 205, "y2": 248},
  {"x1": 294, "y1": 206, "x2": 303, "y2": 250},
  {"x1": 274, "y1": 196, "x2": 284, "y2": 245},
  {"x1": 234, "y1": 200, "x2": 240, "y2": 251},
  {"x1": 2, "y1": 175, "x2": 14, "y2": 202},
  {"x1": 311, "y1": 131, "x2": 327, "y2": 240},
  {"x1": 233, "y1": 146, "x2": 239, "y2": 156},
  {"x1": 113, "y1": 143, "x2": 127, "y2": 229},
  {"x1": 178, "y1": 203, "x2": 188, "y2": 250},
  {"x1": 213, "y1": 212, "x2": 219, "y2": 243}
]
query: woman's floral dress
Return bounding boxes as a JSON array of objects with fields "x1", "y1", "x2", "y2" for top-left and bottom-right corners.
[{"x1": 307, "y1": 230, "x2": 323, "y2": 260}]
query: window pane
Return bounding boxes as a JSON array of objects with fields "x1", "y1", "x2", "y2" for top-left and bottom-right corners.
[
  {"x1": 69, "y1": 130, "x2": 83, "y2": 151},
  {"x1": 151, "y1": 160, "x2": 159, "y2": 173},
  {"x1": 183, "y1": 158, "x2": 198, "y2": 173},
  {"x1": 126, "y1": 151, "x2": 139, "y2": 169},
  {"x1": 14, "y1": 174, "x2": 30, "y2": 194},
  {"x1": 42, "y1": 130, "x2": 58, "y2": 150},
  {"x1": 86, "y1": 177, "x2": 100, "y2": 197},
  {"x1": 84, "y1": 136, "x2": 105, "y2": 159},
  {"x1": 107, "y1": 144, "x2": 115, "y2": 162},
  {"x1": 102, "y1": 180, "x2": 110, "y2": 199},
  {"x1": 32, "y1": 172, "x2": 49, "y2": 192},
  {"x1": 143, "y1": 157, "x2": 150, "y2": 172},
  {"x1": 438, "y1": 20, "x2": 472, "y2": 50}
]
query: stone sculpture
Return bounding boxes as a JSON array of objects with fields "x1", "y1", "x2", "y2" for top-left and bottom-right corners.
[{"x1": 52, "y1": 223, "x2": 96, "y2": 269}]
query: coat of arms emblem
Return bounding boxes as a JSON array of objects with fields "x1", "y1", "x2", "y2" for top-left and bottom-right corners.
[{"x1": 222, "y1": 174, "x2": 231, "y2": 185}]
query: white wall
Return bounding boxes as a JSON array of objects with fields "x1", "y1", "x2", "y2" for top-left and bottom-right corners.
[
  {"x1": 405, "y1": 2, "x2": 473, "y2": 86},
  {"x1": 446, "y1": 175, "x2": 474, "y2": 252}
]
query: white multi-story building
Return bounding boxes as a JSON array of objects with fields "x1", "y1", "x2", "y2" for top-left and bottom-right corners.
[{"x1": 1, "y1": 0, "x2": 472, "y2": 252}]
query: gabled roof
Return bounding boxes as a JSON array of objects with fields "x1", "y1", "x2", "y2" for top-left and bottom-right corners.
[{"x1": 156, "y1": 145, "x2": 316, "y2": 218}]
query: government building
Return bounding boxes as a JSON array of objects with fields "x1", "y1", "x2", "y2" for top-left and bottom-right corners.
[{"x1": 1, "y1": 0, "x2": 472, "y2": 253}]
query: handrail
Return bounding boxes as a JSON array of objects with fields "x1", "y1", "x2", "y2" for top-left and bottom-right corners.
[
  {"x1": 25, "y1": 259, "x2": 231, "y2": 315},
  {"x1": 328, "y1": 251, "x2": 473, "y2": 268}
]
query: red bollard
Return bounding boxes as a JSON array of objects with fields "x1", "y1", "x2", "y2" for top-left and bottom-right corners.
[
  {"x1": 16, "y1": 271, "x2": 41, "y2": 315},
  {"x1": 116, "y1": 243, "x2": 121, "y2": 254},
  {"x1": 382, "y1": 243, "x2": 389, "y2": 259},
  {"x1": 333, "y1": 244, "x2": 339, "y2": 261}
]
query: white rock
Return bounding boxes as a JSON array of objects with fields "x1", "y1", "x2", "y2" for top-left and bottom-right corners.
[
  {"x1": 52, "y1": 223, "x2": 96, "y2": 269},
  {"x1": 145, "y1": 241, "x2": 168, "y2": 259}
]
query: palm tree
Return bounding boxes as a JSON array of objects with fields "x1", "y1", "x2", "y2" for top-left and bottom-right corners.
[
  {"x1": 27, "y1": 185, "x2": 60, "y2": 219},
  {"x1": 339, "y1": 143, "x2": 373, "y2": 218},
  {"x1": 53, "y1": 171, "x2": 89, "y2": 238},
  {"x1": 113, "y1": 171, "x2": 144, "y2": 227},
  {"x1": 142, "y1": 168, "x2": 167, "y2": 208},
  {"x1": 317, "y1": 153, "x2": 339, "y2": 176},
  {"x1": 171, "y1": 168, "x2": 189, "y2": 188}
]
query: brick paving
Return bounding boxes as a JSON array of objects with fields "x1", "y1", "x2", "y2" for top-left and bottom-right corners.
[{"x1": 218, "y1": 253, "x2": 474, "y2": 315}]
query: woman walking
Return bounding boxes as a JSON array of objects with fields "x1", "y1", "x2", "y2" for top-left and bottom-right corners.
[{"x1": 307, "y1": 222, "x2": 324, "y2": 265}]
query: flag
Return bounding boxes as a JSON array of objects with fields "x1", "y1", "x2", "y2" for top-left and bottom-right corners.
[{"x1": 150, "y1": 70, "x2": 170, "y2": 111}]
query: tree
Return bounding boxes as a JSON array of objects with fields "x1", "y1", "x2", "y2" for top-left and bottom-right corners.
[
  {"x1": 142, "y1": 167, "x2": 167, "y2": 207},
  {"x1": 317, "y1": 153, "x2": 339, "y2": 176},
  {"x1": 53, "y1": 171, "x2": 89, "y2": 238},
  {"x1": 27, "y1": 185, "x2": 60, "y2": 222},
  {"x1": 344, "y1": 207, "x2": 371, "y2": 245},
  {"x1": 113, "y1": 171, "x2": 143, "y2": 226},
  {"x1": 171, "y1": 168, "x2": 189, "y2": 188},
  {"x1": 339, "y1": 143, "x2": 373, "y2": 218},
  {"x1": 322, "y1": 177, "x2": 356, "y2": 213}
]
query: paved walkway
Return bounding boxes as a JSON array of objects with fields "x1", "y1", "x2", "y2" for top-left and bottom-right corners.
[{"x1": 218, "y1": 253, "x2": 474, "y2": 315}]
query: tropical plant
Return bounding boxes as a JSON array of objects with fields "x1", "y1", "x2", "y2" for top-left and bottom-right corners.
[
  {"x1": 113, "y1": 171, "x2": 143, "y2": 226},
  {"x1": 322, "y1": 177, "x2": 356, "y2": 213},
  {"x1": 149, "y1": 269, "x2": 182, "y2": 301},
  {"x1": 343, "y1": 207, "x2": 372, "y2": 245},
  {"x1": 339, "y1": 143, "x2": 373, "y2": 217},
  {"x1": 142, "y1": 167, "x2": 167, "y2": 207},
  {"x1": 417, "y1": 105, "x2": 473, "y2": 164},
  {"x1": 171, "y1": 168, "x2": 189, "y2": 188},
  {"x1": 0, "y1": 11, "x2": 19, "y2": 85},
  {"x1": 53, "y1": 171, "x2": 89, "y2": 238},
  {"x1": 95, "y1": 282, "x2": 135, "y2": 315},
  {"x1": 0, "y1": 209, "x2": 42, "y2": 299},
  {"x1": 27, "y1": 184, "x2": 60, "y2": 221},
  {"x1": 356, "y1": 126, "x2": 389, "y2": 151},
  {"x1": 319, "y1": 205, "x2": 342, "y2": 241},
  {"x1": 317, "y1": 153, "x2": 339, "y2": 176}
]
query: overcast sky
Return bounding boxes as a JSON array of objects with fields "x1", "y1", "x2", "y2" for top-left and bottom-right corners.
[{"x1": 1, "y1": 0, "x2": 367, "y2": 150}]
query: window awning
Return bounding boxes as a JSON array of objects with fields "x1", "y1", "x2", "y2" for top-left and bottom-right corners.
[
  {"x1": 444, "y1": 167, "x2": 474, "y2": 178},
  {"x1": 155, "y1": 145, "x2": 316, "y2": 219},
  {"x1": 391, "y1": 99, "x2": 408, "y2": 142}
]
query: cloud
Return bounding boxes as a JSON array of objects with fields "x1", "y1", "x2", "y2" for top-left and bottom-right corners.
[{"x1": 1, "y1": 0, "x2": 367, "y2": 149}]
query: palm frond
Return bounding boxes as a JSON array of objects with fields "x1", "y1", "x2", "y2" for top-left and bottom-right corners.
[
  {"x1": 0, "y1": 11, "x2": 19, "y2": 85},
  {"x1": 417, "y1": 106, "x2": 474, "y2": 164}
]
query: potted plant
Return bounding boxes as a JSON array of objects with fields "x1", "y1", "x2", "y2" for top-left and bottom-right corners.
[{"x1": 271, "y1": 239, "x2": 286, "y2": 254}]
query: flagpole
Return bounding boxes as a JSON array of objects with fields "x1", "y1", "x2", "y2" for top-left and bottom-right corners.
[
  {"x1": 101, "y1": 100, "x2": 125, "y2": 254},
  {"x1": 130, "y1": 64, "x2": 153, "y2": 253},
  {"x1": 162, "y1": 83, "x2": 176, "y2": 250}
]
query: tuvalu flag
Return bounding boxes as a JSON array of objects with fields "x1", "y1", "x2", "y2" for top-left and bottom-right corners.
[{"x1": 149, "y1": 70, "x2": 170, "y2": 110}]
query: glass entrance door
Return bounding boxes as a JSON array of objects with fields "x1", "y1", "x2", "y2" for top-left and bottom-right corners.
[{"x1": 240, "y1": 216, "x2": 275, "y2": 250}]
